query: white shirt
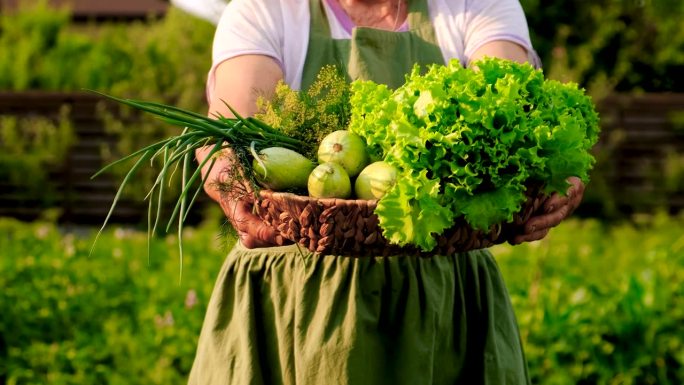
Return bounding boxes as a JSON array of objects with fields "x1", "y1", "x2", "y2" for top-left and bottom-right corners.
[{"x1": 207, "y1": 0, "x2": 537, "y2": 100}]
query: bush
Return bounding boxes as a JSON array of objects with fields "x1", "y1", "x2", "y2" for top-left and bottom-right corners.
[
  {"x1": 1, "y1": 215, "x2": 684, "y2": 384},
  {"x1": 495, "y1": 212, "x2": 684, "y2": 384},
  {"x1": 0, "y1": 217, "x2": 230, "y2": 385}
]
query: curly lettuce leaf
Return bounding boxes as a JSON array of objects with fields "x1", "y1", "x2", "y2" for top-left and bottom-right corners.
[
  {"x1": 349, "y1": 57, "x2": 600, "y2": 251},
  {"x1": 375, "y1": 170, "x2": 455, "y2": 251},
  {"x1": 448, "y1": 184, "x2": 526, "y2": 231}
]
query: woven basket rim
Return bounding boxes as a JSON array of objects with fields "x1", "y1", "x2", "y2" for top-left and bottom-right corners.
[
  {"x1": 254, "y1": 185, "x2": 547, "y2": 255},
  {"x1": 257, "y1": 189, "x2": 379, "y2": 206}
]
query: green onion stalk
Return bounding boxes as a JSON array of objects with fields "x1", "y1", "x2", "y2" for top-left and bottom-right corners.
[{"x1": 88, "y1": 91, "x2": 305, "y2": 279}]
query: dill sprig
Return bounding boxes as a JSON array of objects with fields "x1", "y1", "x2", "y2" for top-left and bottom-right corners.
[{"x1": 254, "y1": 65, "x2": 351, "y2": 159}]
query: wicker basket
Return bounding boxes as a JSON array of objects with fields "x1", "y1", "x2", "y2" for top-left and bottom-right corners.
[{"x1": 254, "y1": 185, "x2": 548, "y2": 256}]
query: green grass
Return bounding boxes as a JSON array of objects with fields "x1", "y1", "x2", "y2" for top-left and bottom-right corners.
[{"x1": 1, "y1": 213, "x2": 683, "y2": 384}]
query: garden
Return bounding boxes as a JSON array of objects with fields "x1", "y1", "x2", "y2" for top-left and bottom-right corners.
[{"x1": 1, "y1": 0, "x2": 684, "y2": 384}]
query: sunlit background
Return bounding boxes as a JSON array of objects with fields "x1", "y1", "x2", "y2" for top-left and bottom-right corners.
[{"x1": 1, "y1": 0, "x2": 683, "y2": 384}]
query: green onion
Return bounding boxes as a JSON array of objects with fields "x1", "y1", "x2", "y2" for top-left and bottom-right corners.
[{"x1": 88, "y1": 91, "x2": 306, "y2": 266}]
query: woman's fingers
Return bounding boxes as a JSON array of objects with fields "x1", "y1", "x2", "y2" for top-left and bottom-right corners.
[
  {"x1": 510, "y1": 203, "x2": 567, "y2": 245},
  {"x1": 220, "y1": 198, "x2": 286, "y2": 248},
  {"x1": 524, "y1": 194, "x2": 570, "y2": 233},
  {"x1": 527, "y1": 177, "x2": 585, "y2": 230},
  {"x1": 510, "y1": 177, "x2": 586, "y2": 245},
  {"x1": 510, "y1": 228, "x2": 550, "y2": 245},
  {"x1": 232, "y1": 206, "x2": 284, "y2": 248},
  {"x1": 565, "y1": 176, "x2": 585, "y2": 215}
]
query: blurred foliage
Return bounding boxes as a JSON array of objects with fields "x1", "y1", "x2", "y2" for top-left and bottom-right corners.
[
  {"x1": 580, "y1": 129, "x2": 626, "y2": 218},
  {"x1": 0, "y1": 0, "x2": 215, "y2": 206},
  {"x1": 0, "y1": 0, "x2": 682, "y2": 218},
  {"x1": 496, "y1": 212, "x2": 684, "y2": 384},
  {"x1": 0, "y1": 0, "x2": 213, "y2": 102},
  {"x1": 1, "y1": 215, "x2": 684, "y2": 384},
  {"x1": 2, "y1": 0, "x2": 679, "y2": 96},
  {"x1": 521, "y1": 0, "x2": 684, "y2": 99},
  {"x1": 0, "y1": 216, "x2": 231, "y2": 385},
  {"x1": 663, "y1": 148, "x2": 684, "y2": 193},
  {"x1": 0, "y1": 107, "x2": 73, "y2": 202}
]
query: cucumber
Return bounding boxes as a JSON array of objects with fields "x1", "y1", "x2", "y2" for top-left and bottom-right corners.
[{"x1": 253, "y1": 147, "x2": 315, "y2": 191}]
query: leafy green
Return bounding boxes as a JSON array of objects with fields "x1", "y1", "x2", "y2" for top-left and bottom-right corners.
[
  {"x1": 350, "y1": 57, "x2": 600, "y2": 251},
  {"x1": 375, "y1": 169, "x2": 455, "y2": 247}
]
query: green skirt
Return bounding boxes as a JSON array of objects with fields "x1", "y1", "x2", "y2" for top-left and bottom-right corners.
[{"x1": 188, "y1": 243, "x2": 530, "y2": 385}]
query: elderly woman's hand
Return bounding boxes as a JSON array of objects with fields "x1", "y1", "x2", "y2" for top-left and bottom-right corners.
[
  {"x1": 196, "y1": 145, "x2": 288, "y2": 249},
  {"x1": 218, "y1": 195, "x2": 288, "y2": 249},
  {"x1": 510, "y1": 177, "x2": 585, "y2": 244}
]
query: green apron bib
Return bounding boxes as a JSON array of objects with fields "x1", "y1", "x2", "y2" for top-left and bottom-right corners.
[
  {"x1": 301, "y1": 0, "x2": 443, "y2": 90},
  {"x1": 189, "y1": 2, "x2": 531, "y2": 384}
]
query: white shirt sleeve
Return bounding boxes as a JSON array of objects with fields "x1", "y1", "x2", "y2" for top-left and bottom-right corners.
[
  {"x1": 462, "y1": 0, "x2": 540, "y2": 67},
  {"x1": 206, "y1": 0, "x2": 310, "y2": 100},
  {"x1": 207, "y1": 0, "x2": 285, "y2": 101}
]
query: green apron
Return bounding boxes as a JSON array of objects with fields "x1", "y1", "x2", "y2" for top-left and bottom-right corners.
[
  {"x1": 300, "y1": 0, "x2": 443, "y2": 90},
  {"x1": 189, "y1": 1, "x2": 530, "y2": 384}
]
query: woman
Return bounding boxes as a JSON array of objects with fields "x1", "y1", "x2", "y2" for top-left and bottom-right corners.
[{"x1": 191, "y1": 0, "x2": 584, "y2": 384}]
